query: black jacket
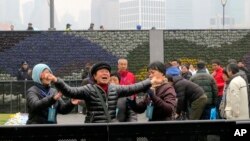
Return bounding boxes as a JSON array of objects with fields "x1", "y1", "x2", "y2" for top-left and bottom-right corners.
[
  {"x1": 173, "y1": 76, "x2": 204, "y2": 114},
  {"x1": 26, "y1": 85, "x2": 75, "y2": 124},
  {"x1": 54, "y1": 78, "x2": 151, "y2": 123},
  {"x1": 190, "y1": 69, "x2": 218, "y2": 106},
  {"x1": 17, "y1": 68, "x2": 32, "y2": 80}
]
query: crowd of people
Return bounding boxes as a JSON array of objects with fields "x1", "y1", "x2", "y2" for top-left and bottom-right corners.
[
  {"x1": 8, "y1": 22, "x2": 154, "y2": 31},
  {"x1": 13, "y1": 57, "x2": 248, "y2": 141},
  {"x1": 22, "y1": 57, "x2": 250, "y2": 125}
]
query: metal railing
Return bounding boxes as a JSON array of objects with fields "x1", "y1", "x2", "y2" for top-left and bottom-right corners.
[
  {"x1": 1, "y1": 120, "x2": 249, "y2": 141},
  {"x1": 0, "y1": 80, "x2": 82, "y2": 113}
]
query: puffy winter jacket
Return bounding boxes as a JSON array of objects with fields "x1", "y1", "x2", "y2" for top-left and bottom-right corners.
[
  {"x1": 54, "y1": 78, "x2": 151, "y2": 123},
  {"x1": 26, "y1": 85, "x2": 75, "y2": 124}
]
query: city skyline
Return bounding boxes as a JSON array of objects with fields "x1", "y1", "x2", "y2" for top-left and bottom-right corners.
[
  {"x1": 120, "y1": 0, "x2": 166, "y2": 29},
  {"x1": 0, "y1": 0, "x2": 250, "y2": 30}
]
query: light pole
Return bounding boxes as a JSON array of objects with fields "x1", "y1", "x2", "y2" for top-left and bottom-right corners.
[
  {"x1": 48, "y1": 0, "x2": 56, "y2": 31},
  {"x1": 221, "y1": 0, "x2": 227, "y2": 29}
]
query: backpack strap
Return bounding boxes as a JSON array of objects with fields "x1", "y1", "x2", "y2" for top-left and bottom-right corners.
[{"x1": 93, "y1": 85, "x2": 111, "y2": 122}]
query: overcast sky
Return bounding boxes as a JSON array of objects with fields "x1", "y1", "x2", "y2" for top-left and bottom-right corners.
[
  {"x1": 21, "y1": 0, "x2": 91, "y2": 14},
  {"x1": 1, "y1": 0, "x2": 249, "y2": 30},
  {"x1": 19, "y1": 0, "x2": 91, "y2": 30}
]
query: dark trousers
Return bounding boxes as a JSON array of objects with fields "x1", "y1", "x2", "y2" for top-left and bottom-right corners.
[{"x1": 215, "y1": 95, "x2": 222, "y2": 119}]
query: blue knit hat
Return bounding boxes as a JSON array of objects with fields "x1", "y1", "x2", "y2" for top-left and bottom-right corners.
[
  {"x1": 32, "y1": 63, "x2": 52, "y2": 84},
  {"x1": 166, "y1": 67, "x2": 180, "y2": 76}
]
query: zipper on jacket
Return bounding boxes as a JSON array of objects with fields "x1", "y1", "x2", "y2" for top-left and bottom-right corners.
[{"x1": 97, "y1": 85, "x2": 109, "y2": 109}]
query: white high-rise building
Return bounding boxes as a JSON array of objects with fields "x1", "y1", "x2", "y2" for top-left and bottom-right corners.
[{"x1": 119, "y1": 0, "x2": 166, "y2": 29}]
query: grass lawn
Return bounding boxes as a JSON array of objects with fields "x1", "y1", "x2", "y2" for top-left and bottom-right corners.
[{"x1": 0, "y1": 114, "x2": 13, "y2": 125}]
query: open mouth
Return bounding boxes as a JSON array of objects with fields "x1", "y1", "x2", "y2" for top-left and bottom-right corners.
[{"x1": 102, "y1": 77, "x2": 108, "y2": 80}]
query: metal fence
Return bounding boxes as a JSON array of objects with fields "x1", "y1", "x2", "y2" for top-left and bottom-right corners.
[
  {"x1": 0, "y1": 80, "x2": 82, "y2": 113},
  {"x1": 1, "y1": 120, "x2": 249, "y2": 141}
]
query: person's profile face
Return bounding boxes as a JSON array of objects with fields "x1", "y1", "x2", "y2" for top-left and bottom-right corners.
[{"x1": 148, "y1": 69, "x2": 164, "y2": 80}]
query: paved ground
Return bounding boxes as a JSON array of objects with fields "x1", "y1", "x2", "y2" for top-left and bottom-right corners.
[{"x1": 57, "y1": 113, "x2": 147, "y2": 124}]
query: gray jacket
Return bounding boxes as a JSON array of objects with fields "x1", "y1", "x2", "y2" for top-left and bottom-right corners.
[{"x1": 26, "y1": 85, "x2": 75, "y2": 124}]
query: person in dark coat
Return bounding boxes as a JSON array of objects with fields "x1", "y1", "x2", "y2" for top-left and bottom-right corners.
[
  {"x1": 128, "y1": 61, "x2": 176, "y2": 121},
  {"x1": 17, "y1": 61, "x2": 32, "y2": 80},
  {"x1": 190, "y1": 61, "x2": 218, "y2": 119},
  {"x1": 110, "y1": 72, "x2": 137, "y2": 122},
  {"x1": 27, "y1": 23, "x2": 34, "y2": 31},
  {"x1": 181, "y1": 64, "x2": 192, "y2": 80},
  {"x1": 166, "y1": 67, "x2": 207, "y2": 120},
  {"x1": 26, "y1": 64, "x2": 79, "y2": 124},
  {"x1": 42, "y1": 62, "x2": 162, "y2": 123}
]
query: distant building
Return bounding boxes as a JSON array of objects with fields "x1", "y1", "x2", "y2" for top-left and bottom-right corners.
[
  {"x1": 0, "y1": 0, "x2": 21, "y2": 29},
  {"x1": 91, "y1": 0, "x2": 119, "y2": 29},
  {"x1": 165, "y1": 0, "x2": 193, "y2": 29},
  {"x1": 246, "y1": 0, "x2": 250, "y2": 27},
  {"x1": 209, "y1": 0, "x2": 247, "y2": 29},
  {"x1": 119, "y1": 0, "x2": 166, "y2": 29}
]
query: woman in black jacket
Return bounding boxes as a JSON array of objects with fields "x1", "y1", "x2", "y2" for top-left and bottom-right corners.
[
  {"x1": 26, "y1": 64, "x2": 79, "y2": 124},
  {"x1": 43, "y1": 62, "x2": 162, "y2": 123}
]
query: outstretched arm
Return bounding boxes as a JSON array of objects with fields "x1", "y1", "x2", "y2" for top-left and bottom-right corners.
[
  {"x1": 42, "y1": 73, "x2": 91, "y2": 100},
  {"x1": 117, "y1": 77, "x2": 163, "y2": 97}
]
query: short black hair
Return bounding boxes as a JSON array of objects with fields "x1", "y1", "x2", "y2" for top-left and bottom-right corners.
[
  {"x1": 21, "y1": 61, "x2": 28, "y2": 65},
  {"x1": 147, "y1": 61, "x2": 166, "y2": 76},
  {"x1": 171, "y1": 59, "x2": 181, "y2": 65},
  {"x1": 110, "y1": 72, "x2": 121, "y2": 82},
  {"x1": 181, "y1": 64, "x2": 189, "y2": 70},
  {"x1": 227, "y1": 63, "x2": 239, "y2": 75},
  {"x1": 227, "y1": 59, "x2": 237, "y2": 64},
  {"x1": 166, "y1": 74, "x2": 173, "y2": 82},
  {"x1": 237, "y1": 59, "x2": 245, "y2": 64},
  {"x1": 197, "y1": 60, "x2": 206, "y2": 70},
  {"x1": 212, "y1": 59, "x2": 221, "y2": 65}
]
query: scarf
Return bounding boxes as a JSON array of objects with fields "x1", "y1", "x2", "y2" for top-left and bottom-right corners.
[{"x1": 34, "y1": 82, "x2": 51, "y2": 97}]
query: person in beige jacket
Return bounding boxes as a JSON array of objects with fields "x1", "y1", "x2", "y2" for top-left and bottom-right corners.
[{"x1": 225, "y1": 63, "x2": 249, "y2": 119}]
